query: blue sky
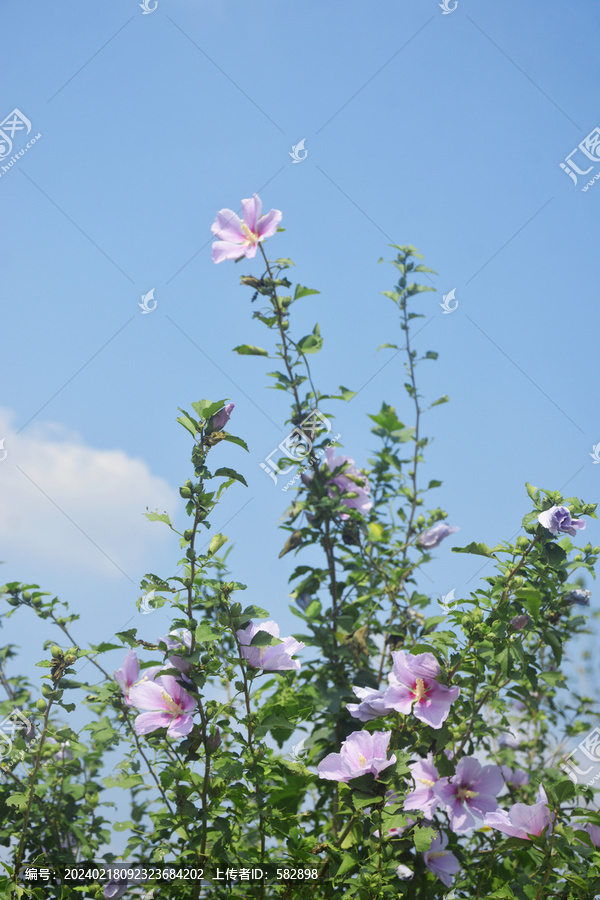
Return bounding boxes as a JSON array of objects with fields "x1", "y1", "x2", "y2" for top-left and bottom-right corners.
[{"x1": 1, "y1": 0, "x2": 600, "y2": 853}]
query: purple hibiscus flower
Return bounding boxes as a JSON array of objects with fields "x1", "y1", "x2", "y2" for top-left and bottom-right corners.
[
  {"x1": 236, "y1": 621, "x2": 305, "y2": 671},
  {"x1": 209, "y1": 402, "x2": 235, "y2": 431},
  {"x1": 395, "y1": 865, "x2": 413, "y2": 880},
  {"x1": 318, "y1": 730, "x2": 396, "y2": 783},
  {"x1": 128, "y1": 674, "x2": 196, "y2": 738},
  {"x1": 417, "y1": 522, "x2": 460, "y2": 549},
  {"x1": 422, "y1": 831, "x2": 460, "y2": 888},
  {"x1": 564, "y1": 589, "x2": 591, "y2": 607},
  {"x1": 434, "y1": 756, "x2": 503, "y2": 833},
  {"x1": 484, "y1": 785, "x2": 553, "y2": 839},
  {"x1": 211, "y1": 193, "x2": 281, "y2": 263},
  {"x1": 160, "y1": 629, "x2": 193, "y2": 678},
  {"x1": 113, "y1": 650, "x2": 161, "y2": 707},
  {"x1": 347, "y1": 686, "x2": 395, "y2": 722},
  {"x1": 500, "y1": 765, "x2": 530, "y2": 787},
  {"x1": 583, "y1": 823, "x2": 600, "y2": 847},
  {"x1": 403, "y1": 752, "x2": 441, "y2": 819},
  {"x1": 303, "y1": 448, "x2": 372, "y2": 519},
  {"x1": 103, "y1": 881, "x2": 128, "y2": 899},
  {"x1": 384, "y1": 651, "x2": 460, "y2": 729},
  {"x1": 537, "y1": 505, "x2": 586, "y2": 537},
  {"x1": 510, "y1": 614, "x2": 530, "y2": 631}
]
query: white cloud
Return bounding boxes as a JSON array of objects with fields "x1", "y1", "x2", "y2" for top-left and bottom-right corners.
[{"x1": 0, "y1": 408, "x2": 179, "y2": 580}]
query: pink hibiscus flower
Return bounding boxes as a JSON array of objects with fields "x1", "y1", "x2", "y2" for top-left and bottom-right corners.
[
  {"x1": 211, "y1": 194, "x2": 282, "y2": 264},
  {"x1": 384, "y1": 651, "x2": 460, "y2": 729},
  {"x1": 128, "y1": 675, "x2": 196, "y2": 738}
]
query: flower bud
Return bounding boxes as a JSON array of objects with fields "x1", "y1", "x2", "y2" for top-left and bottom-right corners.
[
  {"x1": 36, "y1": 698, "x2": 47, "y2": 712},
  {"x1": 207, "y1": 728, "x2": 221, "y2": 752},
  {"x1": 51, "y1": 645, "x2": 63, "y2": 658},
  {"x1": 510, "y1": 614, "x2": 530, "y2": 631},
  {"x1": 516, "y1": 537, "x2": 529, "y2": 550},
  {"x1": 22, "y1": 591, "x2": 31, "y2": 602}
]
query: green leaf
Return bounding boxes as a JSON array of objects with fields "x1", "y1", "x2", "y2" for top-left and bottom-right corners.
[
  {"x1": 334, "y1": 385, "x2": 356, "y2": 401},
  {"x1": 297, "y1": 323, "x2": 323, "y2": 355},
  {"x1": 176, "y1": 414, "x2": 198, "y2": 437},
  {"x1": 233, "y1": 344, "x2": 269, "y2": 356},
  {"x1": 241, "y1": 605, "x2": 270, "y2": 619},
  {"x1": 554, "y1": 779, "x2": 576, "y2": 803},
  {"x1": 294, "y1": 284, "x2": 320, "y2": 300},
  {"x1": 214, "y1": 467, "x2": 248, "y2": 487},
  {"x1": 6, "y1": 794, "x2": 28, "y2": 810},
  {"x1": 429, "y1": 395, "x2": 450, "y2": 408},
  {"x1": 250, "y1": 631, "x2": 281, "y2": 647},
  {"x1": 223, "y1": 434, "x2": 249, "y2": 452},
  {"x1": 390, "y1": 426, "x2": 415, "y2": 443},
  {"x1": 423, "y1": 351, "x2": 438, "y2": 360},
  {"x1": 202, "y1": 399, "x2": 230, "y2": 420},
  {"x1": 208, "y1": 533, "x2": 228, "y2": 555},
  {"x1": 195, "y1": 622, "x2": 222, "y2": 643},
  {"x1": 190, "y1": 400, "x2": 213, "y2": 419},
  {"x1": 334, "y1": 853, "x2": 356, "y2": 879},
  {"x1": 543, "y1": 542, "x2": 567, "y2": 567},
  {"x1": 413, "y1": 825, "x2": 437, "y2": 852},
  {"x1": 525, "y1": 482, "x2": 540, "y2": 502},
  {"x1": 104, "y1": 774, "x2": 145, "y2": 789},
  {"x1": 452, "y1": 541, "x2": 493, "y2": 557},
  {"x1": 115, "y1": 629, "x2": 138, "y2": 648},
  {"x1": 144, "y1": 511, "x2": 172, "y2": 526},
  {"x1": 377, "y1": 342, "x2": 400, "y2": 351},
  {"x1": 368, "y1": 522, "x2": 385, "y2": 542}
]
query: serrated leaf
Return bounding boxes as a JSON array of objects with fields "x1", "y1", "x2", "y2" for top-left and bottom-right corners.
[
  {"x1": 413, "y1": 825, "x2": 437, "y2": 852},
  {"x1": 145, "y1": 511, "x2": 172, "y2": 526},
  {"x1": 233, "y1": 344, "x2": 269, "y2": 356}
]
